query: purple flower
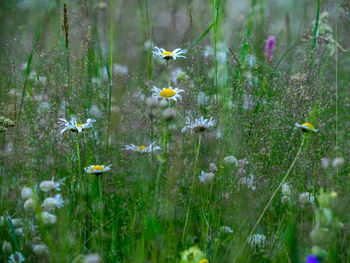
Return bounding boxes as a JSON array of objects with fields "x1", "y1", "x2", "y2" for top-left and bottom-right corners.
[
  {"x1": 265, "y1": 35, "x2": 276, "y2": 62},
  {"x1": 306, "y1": 255, "x2": 319, "y2": 263}
]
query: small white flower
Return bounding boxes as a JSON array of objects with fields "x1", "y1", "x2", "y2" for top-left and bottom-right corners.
[
  {"x1": 209, "y1": 163, "x2": 218, "y2": 173},
  {"x1": 39, "y1": 177, "x2": 65, "y2": 192},
  {"x1": 21, "y1": 187, "x2": 32, "y2": 200},
  {"x1": 220, "y1": 226, "x2": 234, "y2": 234},
  {"x1": 238, "y1": 173, "x2": 256, "y2": 191},
  {"x1": 32, "y1": 244, "x2": 49, "y2": 256},
  {"x1": 181, "y1": 116, "x2": 216, "y2": 133},
  {"x1": 41, "y1": 194, "x2": 64, "y2": 211},
  {"x1": 123, "y1": 142, "x2": 161, "y2": 153},
  {"x1": 8, "y1": 252, "x2": 25, "y2": 263},
  {"x1": 14, "y1": 228, "x2": 24, "y2": 237},
  {"x1": 84, "y1": 253, "x2": 101, "y2": 263},
  {"x1": 11, "y1": 218, "x2": 23, "y2": 228},
  {"x1": 295, "y1": 123, "x2": 318, "y2": 132},
  {"x1": 59, "y1": 117, "x2": 95, "y2": 134},
  {"x1": 2, "y1": 241, "x2": 12, "y2": 253},
  {"x1": 84, "y1": 165, "x2": 111, "y2": 175},
  {"x1": 24, "y1": 198, "x2": 35, "y2": 212},
  {"x1": 152, "y1": 86, "x2": 184, "y2": 102},
  {"x1": 40, "y1": 212, "x2": 57, "y2": 225},
  {"x1": 198, "y1": 171, "x2": 215, "y2": 183},
  {"x1": 332, "y1": 157, "x2": 344, "y2": 168},
  {"x1": 281, "y1": 182, "x2": 291, "y2": 196},
  {"x1": 248, "y1": 234, "x2": 266, "y2": 249},
  {"x1": 223, "y1": 156, "x2": 238, "y2": 166},
  {"x1": 152, "y1": 46, "x2": 187, "y2": 60},
  {"x1": 299, "y1": 192, "x2": 315, "y2": 205}
]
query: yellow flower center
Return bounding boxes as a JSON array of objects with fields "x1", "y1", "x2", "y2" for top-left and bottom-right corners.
[
  {"x1": 160, "y1": 88, "x2": 176, "y2": 98},
  {"x1": 302, "y1": 123, "x2": 315, "y2": 130},
  {"x1": 90, "y1": 165, "x2": 104, "y2": 173},
  {"x1": 162, "y1": 51, "x2": 173, "y2": 56},
  {"x1": 200, "y1": 259, "x2": 209, "y2": 263},
  {"x1": 139, "y1": 145, "x2": 146, "y2": 151},
  {"x1": 77, "y1": 124, "x2": 82, "y2": 127}
]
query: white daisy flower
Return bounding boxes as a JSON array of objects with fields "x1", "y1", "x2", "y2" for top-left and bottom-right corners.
[
  {"x1": 59, "y1": 116, "x2": 95, "y2": 133},
  {"x1": 281, "y1": 182, "x2": 291, "y2": 196},
  {"x1": 152, "y1": 46, "x2": 187, "y2": 60},
  {"x1": 181, "y1": 116, "x2": 216, "y2": 133},
  {"x1": 123, "y1": 142, "x2": 161, "y2": 153},
  {"x1": 8, "y1": 252, "x2": 25, "y2": 263},
  {"x1": 84, "y1": 165, "x2": 111, "y2": 175},
  {"x1": 295, "y1": 122, "x2": 318, "y2": 132},
  {"x1": 32, "y1": 243, "x2": 49, "y2": 256},
  {"x1": 220, "y1": 226, "x2": 234, "y2": 234},
  {"x1": 198, "y1": 171, "x2": 215, "y2": 183},
  {"x1": 41, "y1": 194, "x2": 64, "y2": 211},
  {"x1": 152, "y1": 86, "x2": 184, "y2": 102},
  {"x1": 39, "y1": 177, "x2": 66, "y2": 192},
  {"x1": 21, "y1": 187, "x2": 32, "y2": 200}
]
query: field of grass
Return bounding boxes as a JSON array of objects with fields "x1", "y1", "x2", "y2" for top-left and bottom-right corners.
[{"x1": 0, "y1": 0, "x2": 349, "y2": 262}]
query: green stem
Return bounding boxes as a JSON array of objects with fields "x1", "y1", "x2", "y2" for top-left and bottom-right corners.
[
  {"x1": 76, "y1": 133, "x2": 82, "y2": 189},
  {"x1": 96, "y1": 175, "x2": 103, "y2": 249},
  {"x1": 311, "y1": 0, "x2": 321, "y2": 66},
  {"x1": 182, "y1": 134, "x2": 202, "y2": 244},
  {"x1": 166, "y1": 60, "x2": 170, "y2": 87},
  {"x1": 233, "y1": 136, "x2": 306, "y2": 262}
]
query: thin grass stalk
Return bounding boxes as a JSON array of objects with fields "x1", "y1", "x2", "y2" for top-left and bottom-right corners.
[
  {"x1": 96, "y1": 175, "x2": 103, "y2": 250},
  {"x1": 233, "y1": 136, "x2": 306, "y2": 262},
  {"x1": 76, "y1": 133, "x2": 82, "y2": 189},
  {"x1": 166, "y1": 60, "x2": 170, "y2": 87},
  {"x1": 107, "y1": 0, "x2": 114, "y2": 152},
  {"x1": 310, "y1": 0, "x2": 321, "y2": 67},
  {"x1": 182, "y1": 134, "x2": 202, "y2": 244}
]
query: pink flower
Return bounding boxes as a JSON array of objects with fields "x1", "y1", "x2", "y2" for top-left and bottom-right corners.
[{"x1": 265, "y1": 35, "x2": 276, "y2": 62}]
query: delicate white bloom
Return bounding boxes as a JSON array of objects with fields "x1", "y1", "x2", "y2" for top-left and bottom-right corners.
[
  {"x1": 248, "y1": 234, "x2": 266, "y2": 249},
  {"x1": 32, "y1": 244, "x2": 49, "y2": 256},
  {"x1": 152, "y1": 46, "x2": 186, "y2": 60},
  {"x1": 209, "y1": 163, "x2": 218, "y2": 173},
  {"x1": 281, "y1": 195, "x2": 291, "y2": 204},
  {"x1": 39, "y1": 177, "x2": 65, "y2": 192},
  {"x1": 321, "y1": 158, "x2": 329, "y2": 168},
  {"x1": 84, "y1": 253, "x2": 101, "y2": 263},
  {"x1": 220, "y1": 226, "x2": 234, "y2": 234},
  {"x1": 299, "y1": 192, "x2": 315, "y2": 205},
  {"x1": 152, "y1": 86, "x2": 184, "y2": 102},
  {"x1": 223, "y1": 156, "x2": 238, "y2": 166},
  {"x1": 59, "y1": 117, "x2": 95, "y2": 134},
  {"x1": 11, "y1": 218, "x2": 23, "y2": 228},
  {"x1": 295, "y1": 123, "x2": 318, "y2": 132},
  {"x1": 14, "y1": 228, "x2": 24, "y2": 237},
  {"x1": 181, "y1": 116, "x2": 216, "y2": 133},
  {"x1": 21, "y1": 187, "x2": 32, "y2": 200},
  {"x1": 8, "y1": 252, "x2": 25, "y2": 263},
  {"x1": 281, "y1": 183, "x2": 291, "y2": 196},
  {"x1": 198, "y1": 171, "x2": 215, "y2": 183},
  {"x1": 40, "y1": 212, "x2": 57, "y2": 225},
  {"x1": 84, "y1": 165, "x2": 111, "y2": 175},
  {"x1": 238, "y1": 173, "x2": 256, "y2": 191},
  {"x1": 2, "y1": 241, "x2": 12, "y2": 253},
  {"x1": 41, "y1": 194, "x2": 64, "y2": 211},
  {"x1": 123, "y1": 142, "x2": 161, "y2": 153},
  {"x1": 24, "y1": 198, "x2": 35, "y2": 212},
  {"x1": 332, "y1": 157, "x2": 344, "y2": 168},
  {"x1": 113, "y1": 63, "x2": 129, "y2": 75}
]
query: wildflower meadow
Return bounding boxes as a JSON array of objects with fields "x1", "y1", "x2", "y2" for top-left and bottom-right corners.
[{"x1": 0, "y1": 0, "x2": 349, "y2": 262}]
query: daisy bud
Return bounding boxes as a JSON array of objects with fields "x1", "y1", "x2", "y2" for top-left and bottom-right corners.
[
  {"x1": 32, "y1": 244, "x2": 49, "y2": 256},
  {"x1": 224, "y1": 156, "x2": 238, "y2": 166},
  {"x1": 209, "y1": 163, "x2": 218, "y2": 173},
  {"x1": 332, "y1": 157, "x2": 344, "y2": 168},
  {"x1": 24, "y1": 198, "x2": 36, "y2": 212},
  {"x1": 21, "y1": 187, "x2": 32, "y2": 200},
  {"x1": 2, "y1": 240, "x2": 12, "y2": 253},
  {"x1": 84, "y1": 253, "x2": 101, "y2": 263},
  {"x1": 41, "y1": 212, "x2": 57, "y2": 225},
  {"x1": 39, "y1": 181, "x2": 56, "y2": 192}
]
